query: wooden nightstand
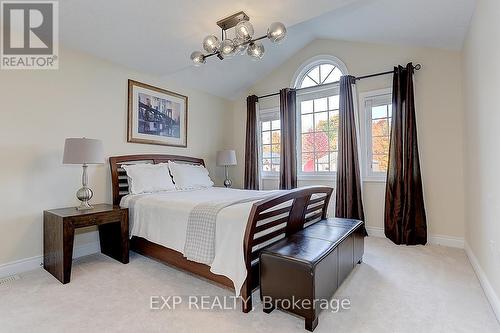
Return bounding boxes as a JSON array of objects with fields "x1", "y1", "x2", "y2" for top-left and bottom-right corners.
[{"x1": 43, "y1": 204, "x2": 129, "y2": 284}]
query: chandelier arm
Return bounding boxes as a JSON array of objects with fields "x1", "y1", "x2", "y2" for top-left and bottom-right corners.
[
  {"x1": 203, "y1": 52, "x2": 219, "y2": 59},
  {"x1": 251, "y1": 35, "x2": 267, "y2": 42},
  {"x1": 241, "y1": 35, "x2": 267, "y2": 47}
]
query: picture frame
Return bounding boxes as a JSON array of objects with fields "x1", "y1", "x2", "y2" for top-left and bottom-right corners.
[{"x1": 127, "y1": 79, "x2": 188, "y2": 147}]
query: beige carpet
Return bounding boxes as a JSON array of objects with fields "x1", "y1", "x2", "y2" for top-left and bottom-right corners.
[{"x1": 0, "y1": 237, "x2": 498, "y2": 332}]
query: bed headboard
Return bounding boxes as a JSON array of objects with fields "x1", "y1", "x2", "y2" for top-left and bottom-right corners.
[{"x1": 109, "y1": 154, "x2": 205, "y2": 205}]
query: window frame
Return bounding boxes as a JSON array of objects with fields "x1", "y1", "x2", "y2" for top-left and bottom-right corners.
[
  {"x1": 258, "y1": 107, "x2": 281, "y2": 179},
  {"x1": 292, "y1": 55, "x2": 349, "y2": 89},
  {"x1": 359, "y1": 88, "x2": 393, "y2": 182},
  {"x1": 296, "y1": 86, "x2": 341, "y2": 180},
  {"x1": 292, "y1": 56, "x2": 348, "y2": 180}
]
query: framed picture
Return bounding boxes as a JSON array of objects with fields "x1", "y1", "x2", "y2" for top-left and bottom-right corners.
[{"x1": 127, "y1": 79, "x2": 188, "y2": 147}]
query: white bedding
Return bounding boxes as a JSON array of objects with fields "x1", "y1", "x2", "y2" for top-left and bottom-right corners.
[{"x1": 120, "y1": 187, "x2": 279, "y2": 295}]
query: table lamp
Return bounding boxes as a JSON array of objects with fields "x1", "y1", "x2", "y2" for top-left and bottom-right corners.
[
  {"x1": 216, "y1": 150, "x2": 237, "y2": 188},
  {"x1": 63, "y1": 138, "x2": 104, "y2": 210}
]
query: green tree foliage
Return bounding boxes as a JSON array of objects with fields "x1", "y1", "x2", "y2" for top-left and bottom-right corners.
[{"x1": 316, "y1": 112, "x2": 339, "y2": 151}]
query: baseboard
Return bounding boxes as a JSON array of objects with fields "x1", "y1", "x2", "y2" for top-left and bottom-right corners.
[
  {"x1": 0, "y1": 255, "x2": 42, "y2": 280},
  {"x1": 465, "y1": 242, "x2": 500, "y2": 323},
  {"x1": 366, "y1": 226, "x2": 385, "y2": 238},
  {"x1": 429, "y1": 234, "x2": 464, "y2": 248},
  {"x1": 0, "y1": 242, "x2": 100, "y2": 279},
  {"x1": 366, "y1": 226, "x2": 464, "y2": 248}
]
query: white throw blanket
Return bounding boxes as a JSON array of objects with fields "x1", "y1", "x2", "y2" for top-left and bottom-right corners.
[{"x1": 184, "y1": 195, "x2": 271, "y2": 264}]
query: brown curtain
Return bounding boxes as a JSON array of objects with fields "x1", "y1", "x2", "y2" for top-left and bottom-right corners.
[
  {"x1": 244, "y1": 95, "x2": 259, "y2": 190},
  {"x1": 384, "y1": 63, "x2": 427, "y2": 245},
  {"x1": 279, "y1": 88, "x2": 297, "y2": 190},
  {"x1": 335, "y1": 75, "x2": 366, "y2": 234}
]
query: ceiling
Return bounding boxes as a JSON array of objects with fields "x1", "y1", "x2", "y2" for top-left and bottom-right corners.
[{"x1": 60, "y1": 0, "x2": 476, "y2": 99}]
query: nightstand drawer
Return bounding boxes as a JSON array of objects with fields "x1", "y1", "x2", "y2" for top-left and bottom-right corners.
[{"x1": 67, "y1": 209, "x2": 125, "y2": 227}]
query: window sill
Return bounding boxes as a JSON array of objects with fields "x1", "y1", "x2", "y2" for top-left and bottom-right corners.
[
  {"x1": 298, "y1": 173, "x2": 336, "y2": 181},
  {"x1": 261, "y1": 173, "x2": 337, "y2": 182},
  {"x1": 363, "y1": 177, "x2": 387, "y2": 183},
  {"x1": 262, "y1": 175, "x2": 386, "y2": 183},
  {"x1": 261, "y1": 174, "x2": 279, "y2": 180}
]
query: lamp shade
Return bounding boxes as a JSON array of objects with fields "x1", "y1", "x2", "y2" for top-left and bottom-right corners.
[
  {"x1": 216, "y1": 150, "x2": 237, "y2": 166},
  {"x1": 63, "y1": 138, "x2": 104, "y2": 164}
]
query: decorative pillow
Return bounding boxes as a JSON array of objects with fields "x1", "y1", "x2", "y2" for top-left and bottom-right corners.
[
  {"x1": 121, "y1": 163, "x2": 175, "y2": 194},
  {"x1": 167, "y1": 161, "x2": 214, "y2": 189}
]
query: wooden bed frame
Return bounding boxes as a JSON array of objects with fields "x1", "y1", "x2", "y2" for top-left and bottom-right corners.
[{"x1": 109, "y1": 154, "x2": 333, "y2": 312}]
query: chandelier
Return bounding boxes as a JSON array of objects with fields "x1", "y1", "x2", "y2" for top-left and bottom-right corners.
[{"x1": 190, "y1": 11, "x2": 287, "y2": 66}]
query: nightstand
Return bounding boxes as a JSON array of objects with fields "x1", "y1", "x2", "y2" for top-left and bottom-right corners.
[{"x1": 43, "y1": 204, "x2": 129, "y2": 284}]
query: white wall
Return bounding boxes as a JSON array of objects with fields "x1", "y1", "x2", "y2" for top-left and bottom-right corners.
[
  {"x1": 231, "y1": 38, "x2": 466, "y2": 241},
  {"x1": 462, "y1": 0, "x2": 500, "y2": 318},
  {"x1": 0, "y1": 47, "x2": 233, "y2": 266}
]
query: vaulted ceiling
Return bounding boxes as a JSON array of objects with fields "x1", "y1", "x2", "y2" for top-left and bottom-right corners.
[{"x1": 60, "y1": 0, "x2": 476, "y2": 99}]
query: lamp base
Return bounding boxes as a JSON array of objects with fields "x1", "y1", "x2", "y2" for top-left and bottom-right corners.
[
  {"x1": 76, "y1": 186, "x2": 94, "y2": 210},
  {"x1": 76, "y1": 201, "x2": 94, "y2": 211},
  {"x1": 223, "y1": 179, "x2": 232, "y2": 188}
]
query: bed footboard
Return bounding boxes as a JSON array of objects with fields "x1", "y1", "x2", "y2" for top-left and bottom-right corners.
[{"x1": 240, "y1": 186, "x2": 333, "y2": 312}]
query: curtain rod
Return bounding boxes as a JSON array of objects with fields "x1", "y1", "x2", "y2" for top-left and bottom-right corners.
[{"x1": 257, "y1": 64, "x2": 422, "y2": 100}]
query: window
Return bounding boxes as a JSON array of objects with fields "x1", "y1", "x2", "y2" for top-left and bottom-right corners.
[
  {"x1": 298, "y1": 94, "x2": 339, "y2": 173},
  {"x1": 259, "y1": 108, "x2": 281, "y2": 174},
  {"x1": 362, "y1": 90, "x2": 392, "y2": 179},
  {"x1": 298, "y1": 63, "x2": 343, "y2": 88},
  {"x1": 293, "y1": 56, "x2": 348, "y2": 177}
]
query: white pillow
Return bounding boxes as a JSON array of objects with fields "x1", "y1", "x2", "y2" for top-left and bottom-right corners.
[
  {"x1": 167, "y1": 161, "x2": 214, "y2": 189},
  {"x1": 122, "y1": 163, "x2": 175, "y2": 194}
]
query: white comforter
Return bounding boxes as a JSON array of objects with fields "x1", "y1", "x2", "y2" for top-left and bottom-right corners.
[{"x1": 120, "y1": 187, "x2": 279, "y2": 295}]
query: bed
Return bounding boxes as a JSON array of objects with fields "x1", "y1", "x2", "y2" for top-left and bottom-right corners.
[{"x1": 109, "y1": 154, "x2": 333, "y2": 312}]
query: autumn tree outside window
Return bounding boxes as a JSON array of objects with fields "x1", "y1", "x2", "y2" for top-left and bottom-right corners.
[
  {"x1": 361, "y1": 89, "x2": 393, "y2": 180},
  {"x1": 294, "y1": 58, "x2": 346, "y2": 177}
]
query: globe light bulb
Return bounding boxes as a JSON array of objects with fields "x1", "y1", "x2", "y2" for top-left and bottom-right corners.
[
  {"x1": 220, "y1": 39, "x2": 235, "y2": 56},
  {"x1": 235, "y1": 20, "x2": 254, "y2": 40},
  {"x1": 233, "y1": 36, "x2": 248, "y2": 55},
  {"x1": 247, "y1": 42, "x2": 264, "y2": 60},
  {"x1": 267, "y1": 22, "x2": 287, "y2": 43},
  {"x1": 203, "y1": 35, "x2": 221, "y2": 53},
  {"x1": 190, "y1": 51, "x2": 205, "y2": 66}
]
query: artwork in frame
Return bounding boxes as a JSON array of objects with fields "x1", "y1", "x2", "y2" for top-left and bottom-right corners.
[{"x1": 127, "y1": 79, "x2": 188, "y2": 147}]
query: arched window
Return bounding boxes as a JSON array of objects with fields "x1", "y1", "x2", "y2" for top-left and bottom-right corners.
[
  {"x1": 292, "y1": 56, "x2": 348, "y2": 175},
  {"x1": 292, "y1": 55, "x2": 348, "y2": 89},
  {"x1": 298, "y1": 64, "x2": 344, "y2": 88}
]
